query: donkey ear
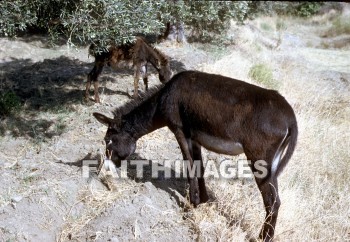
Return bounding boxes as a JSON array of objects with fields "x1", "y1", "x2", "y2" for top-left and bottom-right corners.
[{"x1": 93, "y1": 112, "x2": 113, "y2": 126}]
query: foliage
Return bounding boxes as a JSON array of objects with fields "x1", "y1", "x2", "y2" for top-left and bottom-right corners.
[
  {"x1": 0, "y1": 0, "x2": 252, "y2": 45},
  {"x1": 60, "y1": 0, "x2": 166, "y2": 47},
  {"x1": 0, "y1": 0, "x2": 37, "y2": 37},
  {"x1": 0, "y1": 91, "x2": 21, "y2": 116},
  {"x1": 293, "y1": 2, "x2": 322, "y2": 17},
  {"x1": 247, "y1": 1, "x2": 323, "y2": 18},
  {"x1": 0, "y1": 1, "x2": 324, "y2": 46},
  {"x1": 0, "y1": 0, "x2": 166, "y2": 47},
  {"x1": 179, "y1": 1, "x2": 250, "y2": 42}
]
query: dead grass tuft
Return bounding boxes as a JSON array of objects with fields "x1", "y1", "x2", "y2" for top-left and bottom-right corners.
[
  {"x1": 57, "y1": 180, "x2": 139, "y2": 242},
  {"x1": 248, "y1": 63, "x2": 278, "y2": 89}
]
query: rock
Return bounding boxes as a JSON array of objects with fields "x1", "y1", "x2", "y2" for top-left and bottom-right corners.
[
  {"x1": 132, "y1": 196, "x2": 140, "y2": 204},
  {"x1": 11, "y1": 195, "x2": 23, "y2": 203},
  {"x1": 143, "y1": 182, "x2": 155, "y2": 191}
]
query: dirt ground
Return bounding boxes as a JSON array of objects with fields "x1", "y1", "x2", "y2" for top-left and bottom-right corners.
[{"x1": 1, "y1": 6, "x2": 350, "y2": 242}]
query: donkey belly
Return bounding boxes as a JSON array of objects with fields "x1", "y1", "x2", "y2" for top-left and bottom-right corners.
[
  {"x1": 110, "y1": 60, "x2": 133, "y2": 69},
  {"x1": 194, "y1": 132, "x2": 244, "y2": 156}
]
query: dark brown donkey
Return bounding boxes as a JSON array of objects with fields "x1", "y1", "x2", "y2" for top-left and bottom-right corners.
[
  {"x1": 93, "y1": 70, "x2": 298, "y2": 241},
  {"x1": 85, "y1": 37, "x2": 172, "y2": 102}
]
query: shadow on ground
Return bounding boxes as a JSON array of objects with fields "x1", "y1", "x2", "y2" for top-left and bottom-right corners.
[
  {"x1": 0, "y1": 56, "x2": 91, "y2": 111},
  {"x1": 0, "y1": 56, "x2": 91, "y2": 138},
  {"x1": 61, "y1": 152, "x2": 189, "y2": 207},
  {"x1": 0, "y1": 56, "x2": 187, "y2": 111},
  {"x1": 0, "y1": 55, "x2": 187, "y2": 139}
]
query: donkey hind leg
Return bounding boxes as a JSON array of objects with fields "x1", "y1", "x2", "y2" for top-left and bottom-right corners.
[
  {"x1": 192, "y1": 141, "x2": 209, "y2": 203},
  {"x1": 133, "y1": 64, "x2": 141, "y2": 98},
  {"x1": 93, "y1": 81, "x2": 100, "y2": 103},
  {"x1": 86, "y1": 62, "x2": 104, "y2": 103},
  {"x1": 172, "y1": 129, "x2": 200, "y2": 206},
  {"x1": 248, "y1": 150, "x2": 281, "y2": 242},
  {"x1": 256, "y1": 175, "x2": 280, "y2": 242},
  {"x1": 140, "y1": 65, "x2": 148, "y2": 91}
]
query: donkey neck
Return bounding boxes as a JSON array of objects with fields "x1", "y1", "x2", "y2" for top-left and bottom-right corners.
[
  {"x1": 122, "y1": 95, "x2": 165, "y2": 140},
  {"x1": 146, "y1": 46, "x2": 167, "y2": 70}
]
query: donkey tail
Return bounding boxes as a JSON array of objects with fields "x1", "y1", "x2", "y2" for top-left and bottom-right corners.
[{"x1": 275, "y1": 122, "x2": 298, "y2": 177}]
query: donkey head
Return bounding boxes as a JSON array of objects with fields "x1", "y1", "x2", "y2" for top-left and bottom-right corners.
[
  {"x1": 93, "y1": 112, "x2": 136, "y2": 161},
  {"x1": 158, "y1": 62, "x2": 172, "y2": 84},
  {"x1": 159, "y1": 64, "x2": 173, "y2": 83}
]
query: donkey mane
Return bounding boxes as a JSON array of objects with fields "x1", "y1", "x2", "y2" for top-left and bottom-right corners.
[{"x1": 112, "y1": 84, "x2": 164, "y2": 117}]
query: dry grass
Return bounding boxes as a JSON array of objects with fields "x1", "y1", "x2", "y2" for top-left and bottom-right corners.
[
  {"x1": 275, "y1": 56, "x2": 350, "y2": 240},
  {"x1": 57, "y1": 180, "x2": 139, "y2": 242},
  {"x1": 192, "y1": 179, "x2": 263, "y2": 241}
]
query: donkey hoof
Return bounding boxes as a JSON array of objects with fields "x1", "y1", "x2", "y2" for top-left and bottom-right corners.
[
  {"x1": 200, "y1": 193, "x2": 209, "y2": 203},
  {"x1": 133, "y1": 94, "x2": 139, "y2": 99},
  {"x1": 190, "y1": 191, "x2": 201, "y2": 206}
]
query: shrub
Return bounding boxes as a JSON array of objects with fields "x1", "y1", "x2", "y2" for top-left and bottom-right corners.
[
  {"x1": 179, "y1": 1, "x2": 250, "y2": 42},
  {"x1": 248, "y1": 64, "x2": 277, "y2": 89},
  {"x1": 328, "y1": 15, "x2": 350, "y2": 36},
  {"x1": 247, "y1": 2, "x2": 323, "y2": 18},
  {"x1": 0, "y1": 91, "x2": 21, "y2": 116},
  {"x1": 293, "y1": 2, "x2": 322, "y2": 17},
  {"x1": 260, "y1": 22, "x2": 273, "y2": 31}
]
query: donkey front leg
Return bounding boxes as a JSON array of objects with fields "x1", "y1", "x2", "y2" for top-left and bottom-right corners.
[
  {"x1": 192, "y1": 141, "x2": 209, "y2": 203},
  {"x1": 86, "y1": 77, "x2": 100, "y2": 103},
  {"x1": 85, "y1": 75, "x2": 92, "y2": 101},
  {"x1": 93, "y1": 81, "x2": 100, "y2": 103},
  {"x1": 172, "y1": 129, "x2": 201, "y2": 206},
  {"x1": 86, "y1": 62, "x2": 104, "y2": 103}
]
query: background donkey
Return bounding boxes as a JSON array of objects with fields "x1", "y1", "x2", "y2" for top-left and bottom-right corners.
[
  {"x1": 85, "y1": 37, "x2": 172, "y2": 102},
  {"x1": 93, "y1": 70, "x2": 298, "y2": 241}
]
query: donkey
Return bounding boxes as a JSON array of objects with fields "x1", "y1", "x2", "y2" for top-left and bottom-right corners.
[
  {"x1": 93, "y1": 70, "x2": 298, "y2": 241},
  {"x1": 85, "y1": 37, "x2": 172, "y2": 102}
]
